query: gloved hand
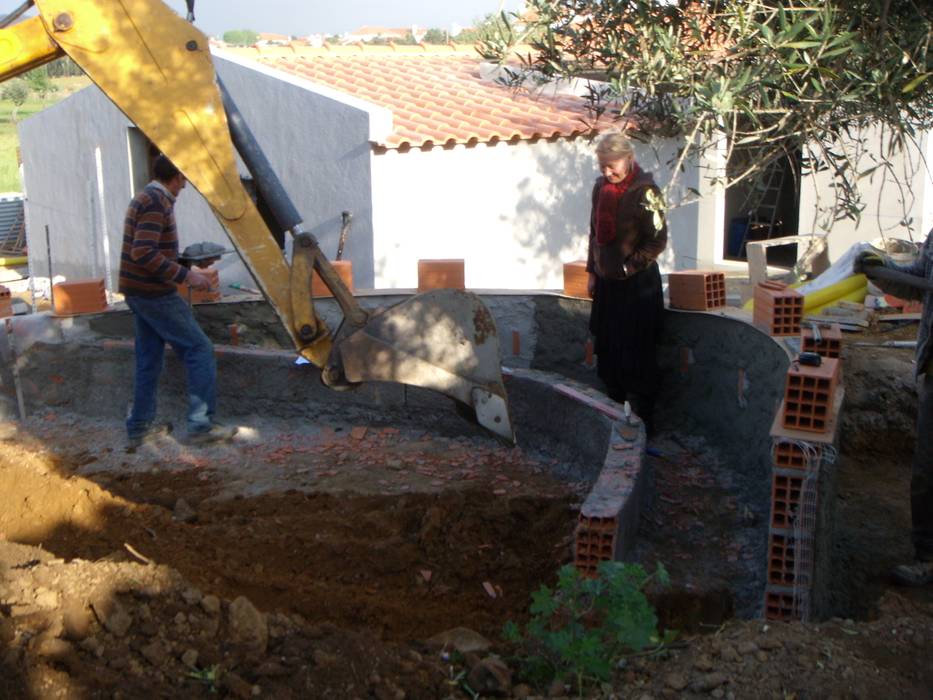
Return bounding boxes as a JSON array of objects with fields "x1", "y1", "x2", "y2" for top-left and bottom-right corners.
[{"x1": 853, "y1": 250, "x2": 885, "y2": 274}]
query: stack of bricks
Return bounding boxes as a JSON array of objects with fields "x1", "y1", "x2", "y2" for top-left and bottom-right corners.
[
  {"x1": 311, "y1": 260, "x2": 354, "y2": 298},
  {"x1": 782, "y1": 357, "x2": 841, "y2": 433},
  {"x1": 52, "y1": 278, "x2": 108, "y2": 315},
  {"x1": 417, "y1": 259, "x2": 465, "y2": 292},
  {"x1": 0, "y1": 285, "x2": 11, "y2": 318},
  {"x1": 177, "y1": 267, "x2": 220, "y2": 304},
  {"x1": 801, "y1": 323, "x2": 842, "y2": 359},
  {"x1": 753, "y1": 281, "x2": 803, "y2": 336},
  {"x1": 764, "y1": 349, "x2": 843, "y2": 622},
  {"x1": 764, "y1": 439, "x2": 824, "y2": 622},
  {"x1": 667, "y1": 270, "x2": 726, "y2": 311},
  {"x1": 563, "y1": 261, "x2": 591, "y2": 299}
]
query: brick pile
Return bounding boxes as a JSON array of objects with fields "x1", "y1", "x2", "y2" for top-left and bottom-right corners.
[
  {"x1": 417, "y1": 259, "x2": 464, "y2": 292},
  {"x1": 754, "y1": 281, "x2": 803, "y2": 336},
  {"x1": 801, "y1": 323, "x2": 842, "y2": 358},
  {"x1": 562, "y1": 261, "x2": 590, "y2": 299},
  {"x1": 52, "y1": 278, "x2": 108, "y2": 315},
  {"x1": 311, "y1": 260, "x2": 354, "y2": 298},
  {"x1": 0, "y1": 285, "x2": 11, "y2": 318},
  {"x1": 667, "y1": 270, "x2": 726, "y2": 311},
  {"x1": 177, "y1": 267, "x2": 220, "y2": 304}
]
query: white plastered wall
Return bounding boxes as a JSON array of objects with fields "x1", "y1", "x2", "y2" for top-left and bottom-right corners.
[
  {"x1": 370, "y1": 136, "x2": 702, "y2": 290},
  {"x1": 798, "y1": 124, "x2": 932, "y2": 259},
  {"x1": 19, "y1": 53, "x2": 386, "y2": 295}
]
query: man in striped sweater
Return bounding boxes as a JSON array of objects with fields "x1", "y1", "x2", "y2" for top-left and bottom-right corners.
[{"x1": 119, "y1": 155, "x2": 237, "y2": 449}]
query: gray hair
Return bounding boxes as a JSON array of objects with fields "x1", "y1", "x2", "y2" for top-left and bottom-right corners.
[{"x1": 595, "y1": 132, "x2": 634, "y2": 161}]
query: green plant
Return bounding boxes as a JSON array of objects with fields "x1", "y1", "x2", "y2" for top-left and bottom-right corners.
[
  {"x1": 187, "y1": 665, "x2": 220, "y2": 694},
  {"x1": 504, "y1": 561, "x2": 673, "y2": 697}
]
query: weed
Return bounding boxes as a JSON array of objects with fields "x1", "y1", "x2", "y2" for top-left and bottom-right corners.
[
  {"x1": 504, "y1": 561, "x2": 674, "y2": 697},
  {"x1": 187, "y1": 664, "x2": 220, "y2": 694}
]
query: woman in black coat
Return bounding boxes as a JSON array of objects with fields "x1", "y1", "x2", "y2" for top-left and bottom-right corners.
[{"x1": 586, "y1": 133, "x2": 668, "y2": 434}]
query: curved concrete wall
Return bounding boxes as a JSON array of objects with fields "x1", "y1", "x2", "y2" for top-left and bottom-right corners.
[{"x1": 1, "y1": 294, "x2": 792, "y2": 618}]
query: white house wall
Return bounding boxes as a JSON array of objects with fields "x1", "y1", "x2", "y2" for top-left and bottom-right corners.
[
  {"x1": 370, "y1": 137, "x2": 701, "y2": 290},
  {"x1": 798, "y1": 125, "x2": 931, "y2": 258},
  {"x1": 19, "y1": 89, "x2": 131, "y2": 291},
  {"x1": 19, "y1": 57, "x2": 378, "y2": 294},
  {"x1": 213, "y1": 56, "x2": 381, "y2": 287}
]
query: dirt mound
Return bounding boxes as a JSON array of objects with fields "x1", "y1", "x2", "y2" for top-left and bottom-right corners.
[
  {"x1": 0, "y1": 540, "x2": 450, "y2": 699},
  {"x1": 1, "y1": 446, "x2": 576, "y2": 643}
]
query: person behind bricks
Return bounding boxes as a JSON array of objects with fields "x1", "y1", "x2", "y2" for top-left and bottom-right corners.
[
  {"x1": 119, "y1": 154, "x2": 237, "y2": 449},
  {"x1": 855, "y1": 231, "x2": 933, "y2": 586}
]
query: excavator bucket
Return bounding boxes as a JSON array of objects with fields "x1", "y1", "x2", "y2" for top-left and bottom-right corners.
[{"x1": 332, "y1": 289, "x2": 515, "y2": 442}]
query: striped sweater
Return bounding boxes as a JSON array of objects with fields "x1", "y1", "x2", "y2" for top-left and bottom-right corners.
[{"x1": 118, "y1": 182, "x2": 189, "y2": 297}]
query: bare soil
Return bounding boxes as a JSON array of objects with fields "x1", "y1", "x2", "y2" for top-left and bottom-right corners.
[{"x1": 1, "y1": 322, "x2": 932, "y2": 699}]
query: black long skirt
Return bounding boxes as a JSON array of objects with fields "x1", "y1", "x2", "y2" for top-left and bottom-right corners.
[{"x1": 588, "y1": 261, "x2": 664, "y2": 399}]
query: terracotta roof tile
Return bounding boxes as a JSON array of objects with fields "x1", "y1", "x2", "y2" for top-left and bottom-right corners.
[{"x1": 220, "y1": 45, "x2": 598, "y2": 150}]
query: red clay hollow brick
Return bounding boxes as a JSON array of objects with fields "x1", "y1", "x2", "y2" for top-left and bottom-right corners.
[
  {"x1": 772, "y1": 439, "x2": 823, "y2": 470},
  {"x1": 764, "y1": 586, "x2": 800, "y2": 621},
  {"x1": 801, "y1": 323, "x2": 842, "y2": 359},
  {"x1": 667, "y1": 270, "x2": 726, "y2": 311},
  {"x1": 563, "y1": 261, "x2": 591, "y2": 299},
  {"x1": 754, "y1": 281, "x2": 803, "y2": 337},
  {"x1": 767, "y1": 531, "x2": 799, "y2": 586},
  {"x1": 782, "y1": 356, "x2": 841, "y2": 433},
  {"x1": 771, "y1": 472, "x2": 806, "y2": 529},
  {"x1": 417, "y1": 259, "x2": 465, "y2": 292},
  {"x1": 575, "y1": 514, "x2": 619, "y2": 578},
  {"x1": 52, "y1": 278, "x2": 107, "y2": 315},
  {"x1": 177, "y1": 267, "x2": 221, "y2": 305},
  {"x1": 311, "y1": 260, "x2": 354, "y2": 298}
]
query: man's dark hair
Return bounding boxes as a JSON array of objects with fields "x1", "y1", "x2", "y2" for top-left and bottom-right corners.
[{"x1": 152, "y1": 154, "x2": 181, "y2": 183}]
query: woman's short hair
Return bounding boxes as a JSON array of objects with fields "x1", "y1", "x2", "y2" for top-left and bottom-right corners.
[
  {"x1": 595, "y1": 132, "x2": 634, "y2": 162},
  {"x1": 152, "y1": 154, "x2": 181, "y2": 183}
]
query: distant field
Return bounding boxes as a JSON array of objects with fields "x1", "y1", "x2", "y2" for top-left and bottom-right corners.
[{"x1": 0, "y1": 75, "x2": 91, "y2": 192}]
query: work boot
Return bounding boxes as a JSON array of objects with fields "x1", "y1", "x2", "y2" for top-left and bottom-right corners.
[
  {"x1": 891, "y1": 560, "x2": 933, "y2": 587},
  {"x1": 186, "y1": 423, "x2": 238, "y2": 447},
  {"x1": 126, "y1": 422, "x2": 173, "y2": 452}
]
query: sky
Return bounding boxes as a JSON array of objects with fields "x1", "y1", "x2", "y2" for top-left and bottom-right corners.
[{"x1": 163, "y1": 1, "x2": 527, "y2": 38}]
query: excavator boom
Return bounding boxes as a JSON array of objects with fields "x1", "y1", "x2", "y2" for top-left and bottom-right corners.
[{"x1": 0, "y1": 0, "x2": 515, "y2": 441}]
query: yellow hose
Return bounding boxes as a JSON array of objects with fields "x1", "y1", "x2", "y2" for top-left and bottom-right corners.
[
  {"x1": 802, "y1": 274, "x2": 867, "y2": 313},
  {"x1": 805, "y1": 284, "x2": 867, "y2": 317},
  {"x1": 0, "y1": 256, "x2": 26, "y2": 266}
]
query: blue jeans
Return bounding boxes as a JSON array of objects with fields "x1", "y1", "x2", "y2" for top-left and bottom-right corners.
[{"x1": 125, "y1": 293, "x2": 216, "y2": 438}]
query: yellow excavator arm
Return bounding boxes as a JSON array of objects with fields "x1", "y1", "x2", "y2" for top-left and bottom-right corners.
[{"x1": 0, "y1": 0, "x2": 515, "y2": 441}]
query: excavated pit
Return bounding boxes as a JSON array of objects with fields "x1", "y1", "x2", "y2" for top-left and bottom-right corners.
[{"x1": 0, "y1": 292, "x2": 869, "y2": 637}]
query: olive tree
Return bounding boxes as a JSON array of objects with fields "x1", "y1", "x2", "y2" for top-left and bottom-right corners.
[{"x1": 480, "y1": 1, "x2": 933, "y2": 237}]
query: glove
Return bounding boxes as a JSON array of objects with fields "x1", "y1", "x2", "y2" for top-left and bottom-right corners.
[{"x1": 853, "y1": 250, "x2": 884, "y2": 274}]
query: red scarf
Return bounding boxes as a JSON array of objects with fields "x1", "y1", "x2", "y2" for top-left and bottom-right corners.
[{"x1": 595, "y1": 163, "x2": 639, "y2": 245}]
